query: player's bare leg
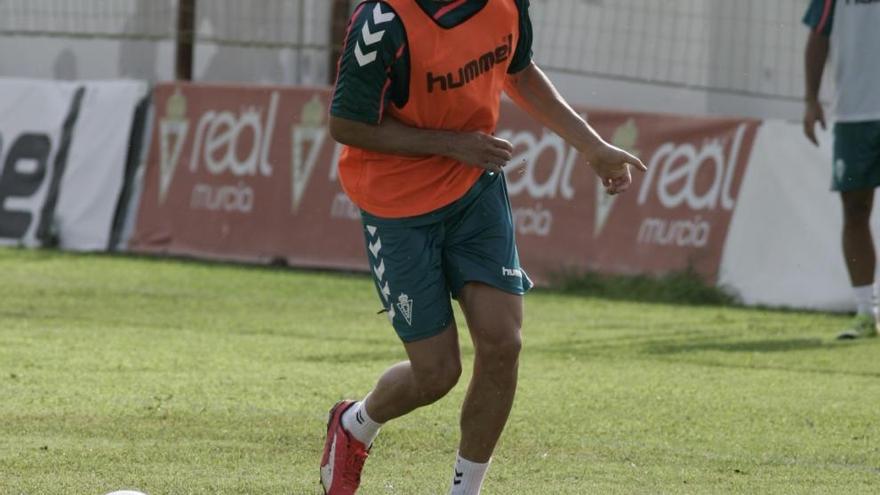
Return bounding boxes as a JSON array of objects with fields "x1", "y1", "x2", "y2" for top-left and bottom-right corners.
[
  {"x1": 363, "y1": 322, "x2": 462, "y2": 422},
  {"x1": 842, "y1": 189, "x2": 875, "y2": 287},
  {"x1": 449, "y1": 282, "x2": 523, "y2": 493},
  {"x1": 321, "y1": 323, "x2": 462, "y2": 494},
  {"x1": 321, "y1": 324, "x2": 461, "y2": 494},
  {"x1": 838, "y1": 189, "x2": 880, "y2": 339}
]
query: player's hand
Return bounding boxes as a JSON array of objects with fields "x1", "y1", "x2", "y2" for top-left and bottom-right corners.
[
  {"x1": 447, "y1": 131, "x2": 514, "y2": 173},
  {"x1": 584, "y1": 142, "x2": 647, "y2": 195},
  {"x1": 803, "y1": 100, "x2": 826, "y2": 146}
]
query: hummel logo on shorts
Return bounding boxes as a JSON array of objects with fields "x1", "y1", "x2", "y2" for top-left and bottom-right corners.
[{"x1": 502, "y1": 267, "x2": 522, "y2": 278}]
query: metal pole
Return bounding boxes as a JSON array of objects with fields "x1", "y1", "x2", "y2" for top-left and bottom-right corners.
[
  {"x1": 298, "y1": 0, "x2": 306, "y2": 85},
  {"x1": 176, "y1": 0, "x2": 196, "y2": 80}
]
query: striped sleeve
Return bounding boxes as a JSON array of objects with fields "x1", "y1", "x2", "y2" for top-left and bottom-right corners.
[
  {"x1": 803, "y1": 0, "x2": 835, "y2": 36},
  {"x1": 331, "y1": 2, "x2": 406, "y2": 124}
]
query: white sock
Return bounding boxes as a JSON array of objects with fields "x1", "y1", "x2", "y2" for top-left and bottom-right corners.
[
  {"x1": 874, "y1": 283, "x2": 880, "y2": 319},
  {"x1": 854, "y1": 284, "x2": 874, "y2": 316},
  {"x1": 341, "y1": 401, "x2": 382, "y2": 446},
  {"x1": 449, "y1": 452, "x2": 490, "y2": 495}
]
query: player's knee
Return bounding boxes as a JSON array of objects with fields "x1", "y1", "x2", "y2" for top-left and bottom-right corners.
[
  {"x1": 842, "y1": 196, "x2": 873, "y2": 225},
  {"x1": 474, "y1": 325, "x2": 522, "y2": 370},
  {"x1": 414, "y1": 359, "x2": 462, "y2": 403},
  {"x1": 492, "y1": 333, "x2": 523, "y2": 365}
]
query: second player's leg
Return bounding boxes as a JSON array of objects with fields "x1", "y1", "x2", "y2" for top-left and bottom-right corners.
[
  {"x1": 456, "y1": 282, "x2": 523, "y2": 463},
  {"x1": 841, "y1": 189, "x2": 875, "y2": 287}
]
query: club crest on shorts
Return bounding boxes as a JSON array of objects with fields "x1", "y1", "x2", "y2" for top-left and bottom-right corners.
[{"x1": 396, "y1": 293, "x2": 413, "y2": 326}]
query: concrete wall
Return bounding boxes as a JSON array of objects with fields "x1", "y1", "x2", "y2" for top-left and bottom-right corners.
[
  {"x1": 532, "y1": 0, "x2": 818, "y2": 121},
  {"x1": 0, "y1": 0, "x2": 823, "y2": 120},
  {"x1": 0, "y1": 0, "x2": 330, "y2": 85}
]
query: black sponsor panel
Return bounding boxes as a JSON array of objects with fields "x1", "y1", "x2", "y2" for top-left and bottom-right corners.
[
  {"x1": 36, "y1": 87, "x2": 85, "y2": 246},
  {"x1": 109, "y1": 94, "x2": 151, "y2": 251},
  {"x1": 0, "y1": 133, "x2": 52, "y2": 239},
  {"x1": 0, "y1": 86, "x2": 84, "y2": 246}
]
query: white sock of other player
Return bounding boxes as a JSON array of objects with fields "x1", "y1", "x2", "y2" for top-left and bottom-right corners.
[
  {"x1": 853, "y1": 284, "x2": 874, "y2": 317},
  {"x1": 449, "y1": 452, "x2": 490, "y2": 495},
  {"x1": 873, "y1": 283, "x2": 880, "y2": 320},
  {"x1": 341, "y1": 400, "x2": 382, "y2": 446}
]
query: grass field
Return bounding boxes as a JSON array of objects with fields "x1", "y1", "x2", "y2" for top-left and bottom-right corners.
[{"x1": 1, "y1": 248, "x2": 878, "y2": 494}]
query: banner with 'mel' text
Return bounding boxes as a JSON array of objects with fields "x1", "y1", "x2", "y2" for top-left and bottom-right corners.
[{"x1": 0, "y1": 78, "x2": 148, "y2": 250}]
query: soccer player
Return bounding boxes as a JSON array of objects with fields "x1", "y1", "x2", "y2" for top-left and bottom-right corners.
[
  {"x1": 320, "y1": 1, "x2": 645, "y2": 493},
  {"x1": 803, "y1": 0, "x2": 880, "y2": 340}
]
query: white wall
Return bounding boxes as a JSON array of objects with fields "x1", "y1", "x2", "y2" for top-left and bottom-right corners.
[
  {"x1": 719, "y1": 122, "x2": 859, "y2": 311},
  {"x1": 545, "y1": 71, "x2": 806, "y2": 121},
  {"x1": 0, "y1": 0, "x2": 822, "y2": 119},
  {"x1": 0, "y1": 0, "x2": 331, "y2": 85},
  {"x1": 532, "y1": 0, "x2": 818, "y2": 121},
  {"x1": 0, "y1": 37, "x2": 175, "y2": 81}
]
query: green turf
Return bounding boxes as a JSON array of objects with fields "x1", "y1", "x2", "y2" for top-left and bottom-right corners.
[{"x1": 1, "y1": 248, "x2": 878, "y2": 494}]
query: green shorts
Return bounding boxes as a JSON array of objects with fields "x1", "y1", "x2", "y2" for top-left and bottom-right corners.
[
  {"x1": 832, "y1": 121, "x2": 880, "y2": 192},
  {"x1": 360, "y1": 172, "x2": 533, "y2": 343}
]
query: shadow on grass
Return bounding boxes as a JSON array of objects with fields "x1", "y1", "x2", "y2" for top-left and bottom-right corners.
[
  {"x1": 658, "y1": 353, "x2": 880, "y2": 378},
  {"x1": 532, "y1": 336, "x2": 880, "y2": 377},
  {"x1": 547, "y1": 268, "x2": 738, "y2": 307},
  {"x1": 646, "y1": 338, "x2": 827, "y2": 355},
  {"x1": 299, "y1": 349, "x2": 404, "y2": 364},
  {"x1": 527, "y1": 328, "x2": 716, "y2": 357},
  {"x1": 238, "y1": 327, "x2": 391, "y2": 346},
  {"x1": 529, "y1": 334, "x2": 871, "y2": 361}
]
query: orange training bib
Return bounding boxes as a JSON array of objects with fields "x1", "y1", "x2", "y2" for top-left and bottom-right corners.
[{"x1": 338, "y1": 0, "x2": 520, "y2": 218}]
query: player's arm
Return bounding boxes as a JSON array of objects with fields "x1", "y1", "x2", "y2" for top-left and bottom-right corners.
[
  {"x1": 802, "y1": 0, "x2": 833, "y2": 146},
  {"x1": 803, "y1": 31, "x2": 830, "y2": 146},
  {"x1": 505, "y1": 62, "x2": 646, "y2": 195},
  {"x1": 329, "y1": 2, "x2": 511, "y2": 172},
  {"x1": 329, "y1": 116, "x2": 513, "y2": 173}
]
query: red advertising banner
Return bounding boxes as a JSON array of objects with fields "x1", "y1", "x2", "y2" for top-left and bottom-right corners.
[
  {"x1": 130, "y1": 83, "x2": 759, "y2": 284},
  {"x1": 499, "y1": 106, "x2": 760, "y2": 283},
  {"x1": 130, "y1": 84, "x2": 365, "y2": 270}
]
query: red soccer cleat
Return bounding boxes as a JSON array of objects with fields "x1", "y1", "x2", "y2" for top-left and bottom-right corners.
[{"x1": 320, "y1": 400, "x2": 370, "y2": 494}]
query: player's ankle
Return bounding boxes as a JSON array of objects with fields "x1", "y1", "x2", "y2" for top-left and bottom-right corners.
[
  {"x1": 341, "y1": 400, "x2": 382, "y2": 446},
  {"x1": 449, "y1": 452, "x2": 490, "y2": 495}
]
